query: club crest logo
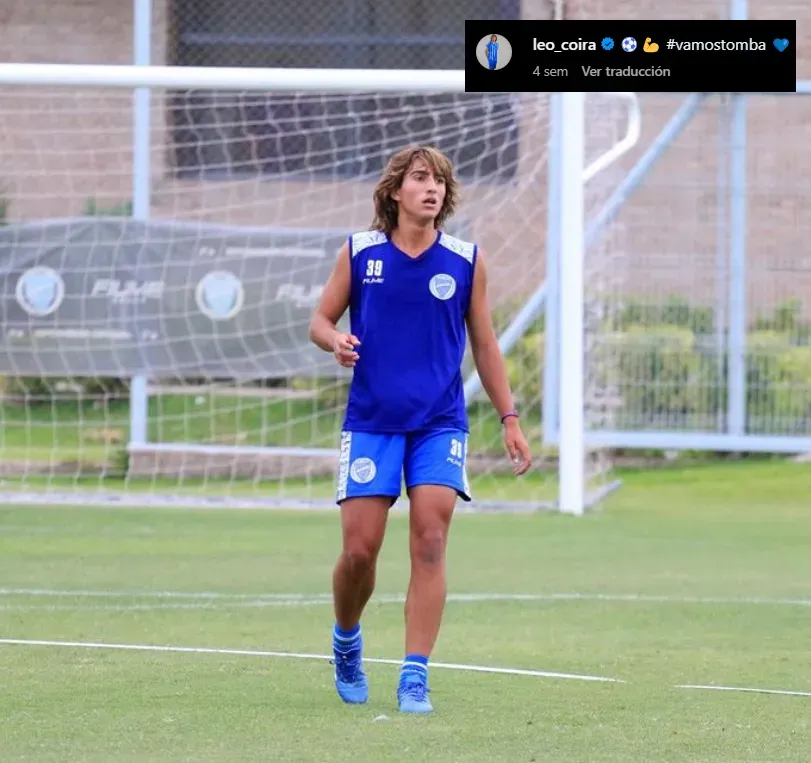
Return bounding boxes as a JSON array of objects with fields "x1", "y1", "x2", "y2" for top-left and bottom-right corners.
[
  {"x1": 195, "y1": 270, "x2": 245, "y2": 321},
  {"x1": 429, "y1": 273, "x2": 456, "y2": 301},
  {"x1": 15, "y1": 266, "x2": 65, "y2": 316},
  {"x1": 349, "y1": 457, "x2": 376, "y2": 484}
]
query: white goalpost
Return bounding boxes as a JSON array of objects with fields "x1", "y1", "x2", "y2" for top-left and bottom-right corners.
[
  {"x1": 0, "y1": 63, "x2": 638, "y2": 514},
  {"x1": 558, "y1": 91, "x2": 586, "y2": 515}
]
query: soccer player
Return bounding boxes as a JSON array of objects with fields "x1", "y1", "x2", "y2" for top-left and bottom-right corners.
[
  {"x1": 309, "y1": 145, "x2": 532, "y2": 714},
  {"x1": 486, "y1": 35, "x2": 499, "y2": 70}
]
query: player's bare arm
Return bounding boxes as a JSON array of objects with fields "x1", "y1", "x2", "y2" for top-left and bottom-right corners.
[
  {"x1": 308, "y1": 242, "x2": 361, "y2": 367},
  {"x1": 466, "y1": 249, "x2": 532, "y2": 476}
]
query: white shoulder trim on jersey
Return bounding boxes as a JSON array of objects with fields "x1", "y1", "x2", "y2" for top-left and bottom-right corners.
[
  {"x1": 439, "y1": 233, "x2": 476, "y2": 264},
  {"x1": 350, "y1": 230, "x2": 387, "y2": 257}
]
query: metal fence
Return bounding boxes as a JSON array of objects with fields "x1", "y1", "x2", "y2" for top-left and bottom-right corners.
[
  {"x1": 567, "y1": 90, "x2": 811, "y2": 453},
  {"x1": 547, "y1": 0, "x2": 811, "y2": 451}
]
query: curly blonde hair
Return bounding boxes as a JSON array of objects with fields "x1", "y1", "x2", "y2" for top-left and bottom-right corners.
[{"x1": 371, "y1": 146, "x2": 459, "y2": 234}]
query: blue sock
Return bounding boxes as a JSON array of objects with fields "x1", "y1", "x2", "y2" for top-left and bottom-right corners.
[
  {"x1": 333, "y1": 622, "x2": 361, "y2": 652},
  {"x1": 400, "y1": 653, "x2": 428, "y2": 684}
]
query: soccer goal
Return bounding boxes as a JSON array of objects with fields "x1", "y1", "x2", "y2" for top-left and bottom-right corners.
[{"x1": 0, "y1": 64, "x2": 638, "y2": 514}]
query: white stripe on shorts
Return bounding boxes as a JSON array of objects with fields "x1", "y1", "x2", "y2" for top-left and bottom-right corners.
[
  {"x1": 462, "y1": 433, "x2": 471, "y2": 499},
  {"x1": 336, "y1": 431, "x2": 352, "y2": 502}
]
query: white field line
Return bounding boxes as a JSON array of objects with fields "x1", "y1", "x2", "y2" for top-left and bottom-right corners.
[
  {"x1": 2, "y1": 589, "x2": 811, "y2": 609},
  {"x1": 0, "y1": 603, "x2": 324, "y2": 612},
  {"x1": 0, "y1": 638, "x2": 622, "y2": 684},
  {"x1": 678, "y1": 684, "x2": 811, "y2": 699},
  {"x1": 2, "y1": 638, "x2": 809, "y2": 700},
  {"x1": 0, "y1": 588, "x2": 337, "y2": 601}
]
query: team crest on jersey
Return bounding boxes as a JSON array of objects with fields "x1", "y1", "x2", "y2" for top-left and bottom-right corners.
[
  {"x1": 429, "y1": 273, "x2": 457, "y2": 301},
  {"x1": 349, "y1": 457, "x2": 377, "y2": 484}
]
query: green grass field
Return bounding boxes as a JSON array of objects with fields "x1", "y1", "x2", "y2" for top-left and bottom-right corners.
[{"x1": 2, "y1": 460, "x2": 811, "y2": 762}]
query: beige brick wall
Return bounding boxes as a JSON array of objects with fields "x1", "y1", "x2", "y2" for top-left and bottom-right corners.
[
  {"x1": 0, "y1": 0, "x2": 168, "y2": 221},
  {"x1": 0, "y1": 0, "x2": 809, "y2": 318},
  {"x1": 0, "y1": 0, "x2": 167, "y2": 65}
]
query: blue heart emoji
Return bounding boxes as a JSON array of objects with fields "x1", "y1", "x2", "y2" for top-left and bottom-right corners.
[{"x1": 773, "y1": 38, "x2": 789, "y2": 52}]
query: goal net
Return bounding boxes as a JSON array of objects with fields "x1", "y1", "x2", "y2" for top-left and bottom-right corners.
[{"x1": 0, "y1": 66, "x2": 636, "y2": 512}]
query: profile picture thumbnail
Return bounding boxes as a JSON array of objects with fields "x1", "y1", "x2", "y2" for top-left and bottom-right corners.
[{"x1": 476, "y1": 34, "x2": 512, "y2": 71}]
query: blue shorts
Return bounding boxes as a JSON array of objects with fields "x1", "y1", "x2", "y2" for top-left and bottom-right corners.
[{"x1": 336, "y1": 428, "x2": 472, "y2": 505}]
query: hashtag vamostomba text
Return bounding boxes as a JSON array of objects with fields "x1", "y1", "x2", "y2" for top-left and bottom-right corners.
[{"x1": 666, "y1": 38, "x2": 768, "y2": 51}]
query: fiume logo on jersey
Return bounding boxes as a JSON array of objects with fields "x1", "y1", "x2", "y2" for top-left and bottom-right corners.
[
  {"x1": 349, "y1": 457, "x2": 376, "y2": 484},
  {"x1": 195, "y1": 270, "x2": 245, "y2": 321},
  {"x1": 429, "y1": 273, "x2": 456, "y2": 301},
  {"x1": 15, "y1": 267, "x2": 65, "y2": 316}
]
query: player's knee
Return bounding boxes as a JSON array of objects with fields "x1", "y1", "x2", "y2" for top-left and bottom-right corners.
[
  {"x1": 410, "y1": 525, "x2": 448, "y2": 567},
  {"x1": 342, "y1": 538, "x2": 378, "y2": 574}
]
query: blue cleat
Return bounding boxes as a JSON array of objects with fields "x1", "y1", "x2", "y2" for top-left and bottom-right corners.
[
  {"x1": 333, "y1": 637, "x2": 368, "y2": 704},
  {"x1": 397, "y1": 677, "x2": 433, "y2": 714}
]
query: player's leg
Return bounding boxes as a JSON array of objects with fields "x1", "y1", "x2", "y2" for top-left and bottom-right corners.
[
  {"x1": 398, "y1": 483, "x2": 456, "y2": 713},
  {"x1": 398, "y1": 429, "x2": 471, "y2": 713},
  {"x1": 331, "y1": 430, "x2": 404, "y2": 704},
  {"x1": 331, "y1": 495, "x2": 389, "y2": 704},
  {"x1": 333, "y1": 496, "x2": 390, "y2": 630}
]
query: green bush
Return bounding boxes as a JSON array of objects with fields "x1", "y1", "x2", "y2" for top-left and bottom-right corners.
[
  {"x1": 491, "y1": 307, "x2": 811, "y2": 433},
  {"x1": 611, "y1": 325, "x2": 708, "y2": 422},
  {"x1": 746, "y1": 331, "x2": 811, "y2": 430},
  {"x1": 753, "y1": 299, "x2": 811, "y2": 343},
  {"x1": 613, "y1": 296, "x2": 715, "y2": 336}
]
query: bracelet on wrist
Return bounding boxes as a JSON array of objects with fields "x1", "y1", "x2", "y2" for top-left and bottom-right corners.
[{"x1": 500, "y1": 410, "x2": 519, "y2": 425}]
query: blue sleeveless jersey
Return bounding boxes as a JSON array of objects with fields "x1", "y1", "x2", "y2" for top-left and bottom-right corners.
[{"x1": 342, "y1": 230, "x2": 478, "y2": 434}]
